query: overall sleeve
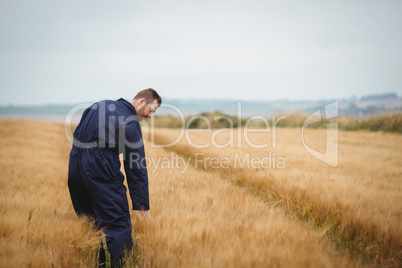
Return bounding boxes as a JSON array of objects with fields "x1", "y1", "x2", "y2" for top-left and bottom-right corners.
[{"x1": 121, "y1": 122, "x2": 150, "y2": 210}]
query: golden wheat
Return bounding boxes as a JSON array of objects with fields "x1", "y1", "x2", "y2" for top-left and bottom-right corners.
[
  {"x1": 149, "y1": 127, "x2": 402, "y2": 266},
  {"x1": 0, "y1": 120, "x2": 100, "y2": 267},
  {"x1": 1, "y1": 120, "x2": 400, "y2": 267},
  {"x1": 131, "y1": 141, "x2": 353, "y2": 267}
]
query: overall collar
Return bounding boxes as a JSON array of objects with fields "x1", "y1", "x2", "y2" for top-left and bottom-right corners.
[{"x1": 117, "y1": 98, "x2": 137, "y2": 115}]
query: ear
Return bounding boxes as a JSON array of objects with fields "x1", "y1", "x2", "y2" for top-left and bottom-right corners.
[{"x1": 139, "y1": 98, "x2": 146, "y2": 105}]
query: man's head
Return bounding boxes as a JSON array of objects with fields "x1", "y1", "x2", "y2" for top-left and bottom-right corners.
[{"x1": 130, "y1": 88, "x2": 162, "y2": 120}]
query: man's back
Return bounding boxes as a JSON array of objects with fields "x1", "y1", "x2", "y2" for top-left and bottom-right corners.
[{"x1": 72, "y1": 98, "x2": 140, "y2": 151}]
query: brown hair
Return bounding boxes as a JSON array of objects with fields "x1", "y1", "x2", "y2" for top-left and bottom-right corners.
[{"x1": 133, "y1": 88, "x2": 162, "y2": 106}]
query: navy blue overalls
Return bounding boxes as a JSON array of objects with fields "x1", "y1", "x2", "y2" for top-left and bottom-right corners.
[{"x1": 68, "y1": 98, "x2": 149, "y2": 267}]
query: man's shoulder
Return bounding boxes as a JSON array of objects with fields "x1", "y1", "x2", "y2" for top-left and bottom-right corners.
[
  {"x1": 86, "y1": 98, "x2": 135, "y2": 118},
  {"x1": 97, "y1": 99, "x2": 119, "y2": 105},
  {"x1": 92, "y1": 99, "x2": 128, "y2": 110}
]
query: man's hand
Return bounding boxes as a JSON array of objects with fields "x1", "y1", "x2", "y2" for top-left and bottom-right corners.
[{"x1": 140, "y1": 209, "x2": 148, "y2": 219}]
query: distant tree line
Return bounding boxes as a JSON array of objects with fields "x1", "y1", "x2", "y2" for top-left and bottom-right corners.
[{"x1": 146, "y1": 111, "x2": 402, "y2": 133}]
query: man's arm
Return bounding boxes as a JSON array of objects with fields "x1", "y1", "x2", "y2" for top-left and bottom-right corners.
[{"x1": 121, "y1": 122, "x2": 150, "y2": 211}]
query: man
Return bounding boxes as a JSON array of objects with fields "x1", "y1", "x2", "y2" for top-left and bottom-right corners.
[{"x1": 68, "y1": 88, "x2": 161, "y2": 267}]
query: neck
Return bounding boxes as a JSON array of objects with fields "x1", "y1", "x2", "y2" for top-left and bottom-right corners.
[{"x1": 130, "y1": 99, "x2": 137, "y2": 110}]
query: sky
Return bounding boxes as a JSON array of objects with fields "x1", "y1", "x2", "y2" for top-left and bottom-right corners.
[{"x1": 0, "y1": 0, "x2": 401, "y2": 105}]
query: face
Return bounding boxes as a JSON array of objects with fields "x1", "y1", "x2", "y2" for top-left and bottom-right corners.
[{"x1": 136, "y1": 99, "x2": 159, "y2": 121}]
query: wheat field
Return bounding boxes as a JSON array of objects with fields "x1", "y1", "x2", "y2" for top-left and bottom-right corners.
[{"x1": 0, "y1": 119, "x2": 401, "y2": 267}]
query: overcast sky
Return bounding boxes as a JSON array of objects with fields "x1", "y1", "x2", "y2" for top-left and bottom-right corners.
[{"x1": 1, "y1": 0, "x2": 401, "y2": 105}]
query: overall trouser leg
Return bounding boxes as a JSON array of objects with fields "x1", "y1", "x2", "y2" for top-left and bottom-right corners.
[
  {"x1": 68, "y1": 154, "x2": 95, "y2": 217},
  {"x1": 82, "y1": 172, "x2": 133, "y2": 267},
  {"x1": 69, "y1": 148, "x2": 134, "y2": 267}
]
